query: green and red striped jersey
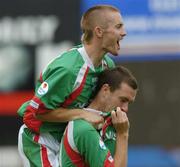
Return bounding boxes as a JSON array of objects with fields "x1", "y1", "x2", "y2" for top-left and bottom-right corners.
[
  {"x1": 59, "y1": 118, "x2": 116, "y2": 167},
  {"x1": 17, "y1": 45, "x2": 115, "y2": 141}
]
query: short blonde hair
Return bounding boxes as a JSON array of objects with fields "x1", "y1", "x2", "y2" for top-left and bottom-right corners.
[{"x1": 81, "y1": 5, "x2": 120, "y2": 44}]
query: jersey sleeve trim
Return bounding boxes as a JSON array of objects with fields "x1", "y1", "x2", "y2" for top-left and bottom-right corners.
[{"x1": 23, "y1": 96, "x2": 50, "y2": 133}]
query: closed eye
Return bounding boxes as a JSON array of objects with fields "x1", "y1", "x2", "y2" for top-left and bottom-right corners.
[{"x1": 119, "y1": 97, "x2": 129, "y2": 103}]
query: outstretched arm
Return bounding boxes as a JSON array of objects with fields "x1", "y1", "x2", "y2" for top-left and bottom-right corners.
[{"x1": 36, "y1": 107, "x2": 104, "y2": 125}]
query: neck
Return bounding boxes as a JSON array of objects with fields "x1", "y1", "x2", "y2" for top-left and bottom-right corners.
[
  {"x1": 88, "y1": 99, "x2": 105, "y2": 112},
  {"x1": 84, "y1": 42, "x2": 106, "y2": 67}
]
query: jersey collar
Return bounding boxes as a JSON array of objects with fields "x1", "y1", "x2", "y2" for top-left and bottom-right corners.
[
  {"x1": 84, "y1": 108, "x2": 108, "y2": 117},
  {"x1": 77, "y1": 46, "x2": 95, "y2": 71}
]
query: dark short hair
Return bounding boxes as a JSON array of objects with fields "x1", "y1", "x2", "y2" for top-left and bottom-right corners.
[{"x1": 93, "y1": 66, "x2": 138, "y2": 97}]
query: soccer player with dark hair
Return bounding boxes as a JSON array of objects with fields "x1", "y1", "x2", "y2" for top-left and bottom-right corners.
[{"x1": 60, "y1": 66, "x2": 138, "y2": 167}]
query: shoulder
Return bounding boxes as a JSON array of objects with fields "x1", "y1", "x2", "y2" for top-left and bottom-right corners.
[
  {"x1": 74, "y1": 119, "x2": 94, "y2": 131},
  {"x1": 52, "y1": 48, "x2": 84, "y2": 69},
  {"x1": 43, "y1": 48, "x2": 85, "y2": 78},
  {"x1": 70, "y1": 119, "x2": 96, "y2": 135},
  {"x1": 67, "y1": 120, "x2": 100, "y2": 148}
]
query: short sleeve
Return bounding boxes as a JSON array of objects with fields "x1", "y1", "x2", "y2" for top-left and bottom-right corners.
[
  {"x1": 36, "y1": 66, "x2": 75, "y2": 109},
  {"x1": 27, "y1": 65, "x2": 76, "y2": 115}
]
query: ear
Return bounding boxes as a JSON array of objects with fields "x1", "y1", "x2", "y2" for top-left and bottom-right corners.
[
  {"x1": 95, "y1": 84, "x2": 110, "y2": 103},
  {"x1": 101, "y1": 84, "x2": 110, "y2": 94},
  {"x1": 94, "y1": 26, "x2": 103, "y2": 38}
]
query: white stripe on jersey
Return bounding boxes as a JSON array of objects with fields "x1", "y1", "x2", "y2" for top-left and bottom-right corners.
[
  {"x1": 18, "y1": 125, "x2": 31, "y2": 167},
  {"x1": 73, "y1": 63, "x2": 88, "y2": 91},
  {"x1": 29, "y1": 100, "x2": 39, "y2": 109},
  {"x1": 59, "y1": 139, "x2": 63, "y2": 167},
  {"x1": 78, "y1": 46, "x2": 95, "y2": 71},
  {"x1": 78, "y1": 46, "x2": 107, "y2": 71},
  {"x1": 33, "y1": 132, "x2": 60, "y2": 167},
  {"x1": 67, "y1": 121, "x2": 79, "y2": 153}
]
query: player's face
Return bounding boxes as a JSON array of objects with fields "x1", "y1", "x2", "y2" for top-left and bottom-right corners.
[
  {"x1": 101, "y1": 11, "x2": 126, "y2": 56},
  {"x1": 104, "y1": 82, "x2": 136, "y2": 113}
]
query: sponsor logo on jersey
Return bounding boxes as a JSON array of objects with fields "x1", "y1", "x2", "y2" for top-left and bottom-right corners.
[
  {"x1": 37, "y1": 82, "x2": 49, "y2": 95},
  {"x1": 104, "y1": 127, "x2": 116, "y2": 140},
  {"x1": 100, "y1": 127, "x2": 116, "y2": 140},
  {"x1": 29, "y1": 100, "x2": 39, "y2": 109},
  {"x1": 74, "y1": 102, "x2": 87, "y2": 108},
  {"x1": 99, "y1": 139, "x2": 106, "y2": 150}
]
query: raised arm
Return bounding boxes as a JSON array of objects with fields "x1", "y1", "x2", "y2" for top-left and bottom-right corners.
[
  {"x1": 59, "y1": 108, "x2": 129, "y2": 167},
  {"x1": 111, "y1": 107, "x2": 129, "y2": 167}
]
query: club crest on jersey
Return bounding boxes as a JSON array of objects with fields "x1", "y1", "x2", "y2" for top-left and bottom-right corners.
[
  {"x1": 37, "y1": 82, "x2": 49, "y2": 95},
  {"x1": 99, "y1": 139, "x2": 106, "y2": 150}
]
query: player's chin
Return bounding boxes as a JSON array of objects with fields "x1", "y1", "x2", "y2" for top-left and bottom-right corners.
[
  {"x1": 107, "y1": 46, "x2": 120, "y2": 56},
  {"x1": 113, "y1": 52, "x2": 119, "y2": 56},
  {"x1": 110, "y1": 50, "x2": 119, "y2": 56}
]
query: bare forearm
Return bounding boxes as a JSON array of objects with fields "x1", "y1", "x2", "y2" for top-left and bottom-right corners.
[
  {"x1": 36, "y1": 107, "x2": 104, "y2": 124},
  {"x1": 114, "y1": 133, "x2": 129, "y2": 167},
  {"x1": 36, "y1": 107, "x2": 84, "y2": 122}
]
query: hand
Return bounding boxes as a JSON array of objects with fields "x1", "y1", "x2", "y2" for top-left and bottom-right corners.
[
  {"x1": 83, "y1": 111, "x2": 104, "y2": 127},
  {"x1": 111, "y1": 107, "x2": 129, "y2": 135}
]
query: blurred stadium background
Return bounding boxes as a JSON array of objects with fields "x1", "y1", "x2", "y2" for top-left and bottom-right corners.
[{"x1": 0, "y1": 0, "x2": 180, "y2": 166}]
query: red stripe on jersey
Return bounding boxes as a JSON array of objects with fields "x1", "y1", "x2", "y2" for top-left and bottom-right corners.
[
  {"x1": 24, "y1": 96, "x2": 49, "y2": 133},
  {"x1": 39, "y1": 72, "x2": 43, "y2": 83},
  {"x1": 23, "y1": 110, "x2": 42, "y2": 133},
  {"x1": 102, "y1": 117, "x2": 112, "y2": 139},
  {"x1": 34, "y1": 134, "x2": 52, "y2": 167},
  {"x1": 64, "y1": 128, "x2": 88, "y2": 167},
  {"x1": 104, "y1": 151, "x2": 114, "y2": 167},
  {"x1": 41, "y1": 146, "x2": 52, "y2": 167},
  {"x1": 62, "y1": 66, "x2": 89, "y2": 107},
  {"x1": 34, "y1": 134, "x2": 40, "y2": 142}
]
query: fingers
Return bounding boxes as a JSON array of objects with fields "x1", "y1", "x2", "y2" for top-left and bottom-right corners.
[
  {"x1": 96, "y1": 115, "x2": 104, "y2": 124},
  {"x1": 89, "y1": 113, "x2": 104, "y2": 130},
  {"x1": 111, "y1": 107, "x2": 127, "y2": 122},
  {"x1": 111, "y1": 107, "x2": 129, "y2": 133},
  {"x1": 84, "y1": 111, "x2": 104, "y2": 124},
  {"x1": 111, "y1": 110, "x2": 117, "y2": 121},
  {"x1": 116, "y1": 107, "x2": 128, "y2": 122}
]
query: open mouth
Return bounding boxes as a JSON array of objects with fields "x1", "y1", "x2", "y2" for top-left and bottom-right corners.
[{"x1": 117, "y1": 40, "x2": 120, "y2": 49}]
